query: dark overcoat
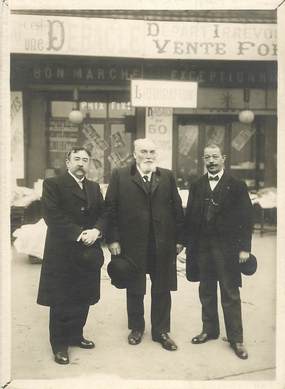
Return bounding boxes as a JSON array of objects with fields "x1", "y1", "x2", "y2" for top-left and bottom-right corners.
[
  {"x1": 184, "y1": 172, "x2": 253, "y2": 287},
  {"x1": 105, "y1": 164, "x2": 184, "y2": 294},
  {"x1": 37, "y1": 172, "x2": 106, "y2": 307}
]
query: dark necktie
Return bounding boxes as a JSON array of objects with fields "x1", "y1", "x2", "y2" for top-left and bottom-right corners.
[
  {"x1": 143, "y1": 175, "x2": 151, "y2": 192},
  {"x1": 81, "y1": 178, "x2": 86, "y2": 191},
  {"x1": 209, "y1": 175, "x2": 219, "y2": 181},
  {"x1": 82, "y1": 178, "x2": 90, "y2": 207}
]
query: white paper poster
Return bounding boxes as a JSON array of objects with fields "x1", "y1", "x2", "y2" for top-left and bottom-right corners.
[
  {"x1": 11, "y1": 91, "x2": 25, "y2": 179},
  {"x1": 232, "y1": 127, "x2": 256, "y2": 151},
  {"x1": 145, "y1": 107, "x2": 173, "y2": 169}
]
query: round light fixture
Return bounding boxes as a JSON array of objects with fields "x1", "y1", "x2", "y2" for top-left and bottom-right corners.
[
  {"x1": 238, "y1": 110, "x2": 255, "y2": 124},
  {"x1": 68, "y1": 109, "x2": 83, "y2": 124}
]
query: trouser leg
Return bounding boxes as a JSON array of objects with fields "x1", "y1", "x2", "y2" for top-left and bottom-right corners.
[
  {"x1": 68, "y1": 304, "x2": 89, "y2": 342},
  {"x1": 150, "y1": 290, "x2": 171, "y2": 337},
  {"x1": 199, "y1": 280, "x2": 220, "y2": 336},
  {"x1": 219, "y1": 282, "x2": 243, "y2": 343},
  {"x1": 49, "y1": 305, "x2": 69, "y2": 354},
  {"x1": 126, "y1": 291, "x2": 145, "y2": 331},
  {"x1": 49, "y1": 303, "x2": 89, "y2": 353}
]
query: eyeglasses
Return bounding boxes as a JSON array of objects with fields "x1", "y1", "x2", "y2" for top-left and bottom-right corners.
[{"x1": 203, "y1": 155, "x2": 221, "y2": 161}]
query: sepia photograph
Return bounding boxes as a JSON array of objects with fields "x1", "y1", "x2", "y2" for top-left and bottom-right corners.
[{"x1": 1, "y1": 1, "x2": 285, "y2": 388}]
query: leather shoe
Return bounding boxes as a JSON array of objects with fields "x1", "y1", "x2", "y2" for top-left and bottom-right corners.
[
  {"x1": 54, "y1": 350, "x2": 69, "y2": 365},
  {"x1": 70, "y1": 337, "x2": 95, "y2": 349},
  {"x1": 191, "y1": 332, "x2": 219, "y2": 344},
  {"x1": 152, "y1": 333, "x2": 178, "y2": 351},
  {"x1": 128, "y1": 330, "x2": 143, "y2": 345},
  {"x1": 230, "y1": 342, "x2": 248, "y2": 360}
]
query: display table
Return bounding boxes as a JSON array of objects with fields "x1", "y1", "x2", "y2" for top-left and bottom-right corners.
[
  {"x1": 250, "y1": 187, "x2": 277, "y2": 236},
  {"x1": 11, "y1": 200, "x2": 42, "y2": 239}
]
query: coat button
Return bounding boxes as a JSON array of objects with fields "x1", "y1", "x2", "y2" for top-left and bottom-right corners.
[{"x1": 80, "y1": 206, "x2": 85, "y2": 212}]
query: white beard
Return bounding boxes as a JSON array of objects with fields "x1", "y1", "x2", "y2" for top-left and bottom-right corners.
[{"x1": 138, "y1": 161, "x2": 157, "y2": 174}]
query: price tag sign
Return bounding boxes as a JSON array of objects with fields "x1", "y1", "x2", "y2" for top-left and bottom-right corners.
[{"x1": 145, "y1": 107, "x2": 173, "y2": 169}]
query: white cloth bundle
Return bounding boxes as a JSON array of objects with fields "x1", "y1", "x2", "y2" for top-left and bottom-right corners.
[{"x1": 13, "y1": 218, "x2": 47, "y2": 259}]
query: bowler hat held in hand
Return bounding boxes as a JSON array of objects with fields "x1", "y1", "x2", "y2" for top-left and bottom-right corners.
[
  {"x1": 239, "y1": 254, "x2": 257, "y2": 276},
  {"x1": 107, "y1": 254, "x2": 139, "y2": 289},
  {"x1": 73, "y1": 243, "x2": 104, "y2": 271}
]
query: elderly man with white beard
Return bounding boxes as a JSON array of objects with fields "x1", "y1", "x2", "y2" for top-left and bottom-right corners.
[{"x1": 105, "y1": 138, "x2": 184, "y2": 351}]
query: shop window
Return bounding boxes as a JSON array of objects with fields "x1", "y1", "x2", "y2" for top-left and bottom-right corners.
[
  {"x1": 175, "y1": 117, "x2": 268, "y2": 191},
  {"x1": 51, "y1": 101, "x2": 73, "y2": 117},
  {"x1": 108, "y1": 101, "x2": 135, "y2": 118},
  {"x1": 78, "y1": 123, "x2": 105, "y2": 182},
  {"x1": 109, "y1": 124, "x2": 133, "y2": 170},
  {"x1": 205, "y1": 125, "x2": 225, "y2": 150},
  {"x1": 177, "y1": 124, "x2": 199, "y2": 188},
  {"x1": 52, "y1": 101, "x2": 108, "y2": 119},
  {"x1": 230, "y1": 121, "x2": 257, "y2": 189},
  {"x1": 263, "y1": 122, "x2": 277, "y2": 188},
  {"x1": 80, "y1": 101, "x2": 107, "y2": 118},
  {"x1": 48, "y1": 117, "x2": 79, "y2": 170},
  {"x1": 47, "y1": 99, "x2": 135, "y2": 183}
]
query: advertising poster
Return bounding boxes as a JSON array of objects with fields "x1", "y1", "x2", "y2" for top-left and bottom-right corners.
[{"x1": 145, "y1": 107, "x2": 173, "y2": 169}]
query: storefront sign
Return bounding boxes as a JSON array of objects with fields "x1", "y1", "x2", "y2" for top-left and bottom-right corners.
[
  {"x1": 29, "y1": 63, "x2": 142, "y2": 84},
  {"x1": 11, "y1": 91, "x2": 24, "y2": 179},
  {"x1": 145, "y1": 108, "x2": 173, "y2": 169},
  {"x1": 11, "y1": 60, "x2": 277, "y2": 88},
  {"x1": 131, "y1": 80, "x2": 197, "y2": 108},
  {"x1": 145, "y1": 21, "x2": 277, "y2": 60},
  {"x1": 11, "y1": 14, "x2": 277, "y2": 60}
]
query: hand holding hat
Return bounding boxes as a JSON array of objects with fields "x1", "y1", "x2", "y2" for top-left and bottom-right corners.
[
  {"x1": 239, "y1": 252, "x2": 257, "y2": 276},
  {"x1": 239, "y1": 251, "x2": 250, "y2": 263},
  {"x1": 107, "y1": 254, "x2": 139, "y2": 289}
]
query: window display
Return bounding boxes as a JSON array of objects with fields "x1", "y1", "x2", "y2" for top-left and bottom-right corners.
[{"x1": 47, "y1": 99, "x2": 135, "y2": 182}]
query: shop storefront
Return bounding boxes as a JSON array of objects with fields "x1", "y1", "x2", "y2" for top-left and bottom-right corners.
[{"x1": 10, "y1": 11, "x2": 277, "y2": 191}]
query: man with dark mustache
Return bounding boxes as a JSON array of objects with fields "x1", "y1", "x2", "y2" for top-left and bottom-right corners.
[
  {"x1": 37, "y1": 147, "x2": 106, "y2": 365},
  {"x1": 184, "y1": 143, "x2": 253, "y2": 360}
]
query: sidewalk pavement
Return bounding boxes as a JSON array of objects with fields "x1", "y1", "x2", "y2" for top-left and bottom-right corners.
[{"x1": 11, "y1": 232, "x2": 276, "y2": 382}]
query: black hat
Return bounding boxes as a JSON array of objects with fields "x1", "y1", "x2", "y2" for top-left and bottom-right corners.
[
  {"x1": 107, "y1": 255, "x2": 139, "y2": 289},
  {"x1": 73, "y1": 243, "x2": 104, "y2": 271},
  {"x1": 240, "y1": 254, "x2": 257, "y2": 276}
]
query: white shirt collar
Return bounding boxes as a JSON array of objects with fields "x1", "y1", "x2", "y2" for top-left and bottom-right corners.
[
  {"x1": 136, "y1": 165, "x2": 152, "y2": 180},
  {"x1": 208, "y1": 169, "x2": 224, "y2": 180},
  {"x1": 68, "y1": 170, "x2": 85, "y2": 187}
]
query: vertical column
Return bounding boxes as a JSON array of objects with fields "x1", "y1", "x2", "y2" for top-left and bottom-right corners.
[
  {"x1": 26, "y1": 94, "x2": 48, "y2": 187},
  {"x1": 263, "y1": 116, "x2": 277, "y2": 187},
  {"x1": 0, "y1": 2, "x2": 11, "y2": 386},
  {"x1": 136, "y1": 107, "x2": 146, "y2": 138}
]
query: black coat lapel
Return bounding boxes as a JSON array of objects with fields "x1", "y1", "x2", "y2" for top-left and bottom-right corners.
[
  {"x1": 199, "y1": 175, "x2": 209, "y2": 217},
  {"x1": 150, "y1": 169, "x2": 160, "y2": 195},
  {"x1": 62, "y1": 172, "x2": 86, "y2": 201},
  {"x1": 131, "y1": 169, "x2": 149, "y2": 195},
  {"x1": 83, "y1": 179, "x2": 93, "y2": 208},
  {"x1": 130, "y1": 164, "x2": 161, "y2": 196},
  {"x1": 212, "y1": 173, "x2": 231, "y2": 213}
]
